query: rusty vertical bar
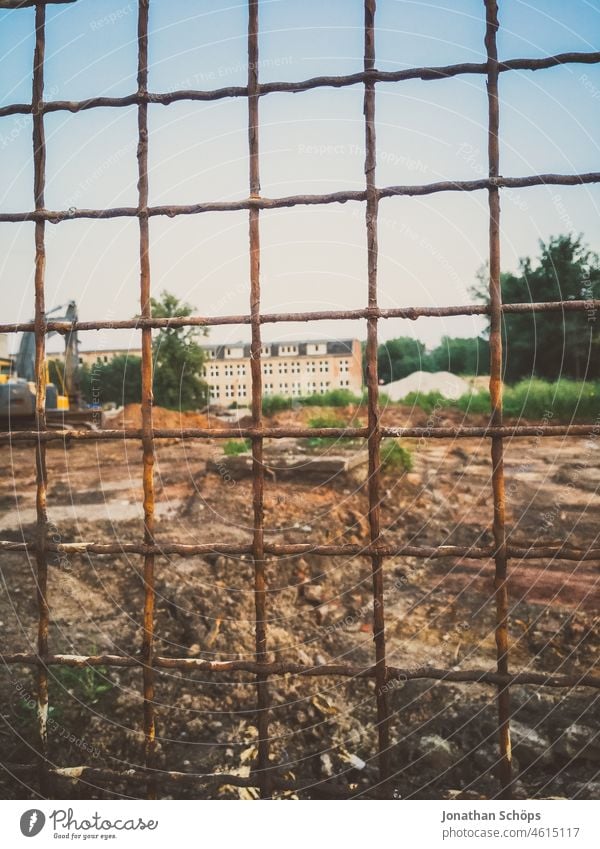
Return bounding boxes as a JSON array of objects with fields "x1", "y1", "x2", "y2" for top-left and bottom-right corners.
[
  {"x1": 32, "y1": 0, "x2": 50, "y2": 798},
  {"x1": 484, "y1": 0, "x2": 512, "y2": 799},
  {"x1": 248, "y1": 0, "x2": 271, "y2": 797},
  {"x1": 364, "y1": 0, "x2": 391, "y2": 787},
  {"x1": 137, "y1": 0, "x2": 156, "y2": 799}
]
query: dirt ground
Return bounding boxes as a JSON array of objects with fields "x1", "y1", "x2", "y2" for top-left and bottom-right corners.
[{"x1": 0, "y1": 403, "x2": 598, "y2": 800}]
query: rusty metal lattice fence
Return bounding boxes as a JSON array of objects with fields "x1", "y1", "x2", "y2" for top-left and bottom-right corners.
[{"x1": 0, "y1": 0, "x2": 599, "y2": 800}]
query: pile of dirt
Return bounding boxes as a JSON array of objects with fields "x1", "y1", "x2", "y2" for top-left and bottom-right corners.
[{"x1": 107, "y1": 403, "x2": 211, "y2": 430}]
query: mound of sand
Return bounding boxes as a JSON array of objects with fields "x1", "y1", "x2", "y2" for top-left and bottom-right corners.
[
  {"x1": 383, "y1": 370, "x2": 470, "y2": 401},
  {"x1": 106, "y1": 403, "x2": 211, "y2": 430}
]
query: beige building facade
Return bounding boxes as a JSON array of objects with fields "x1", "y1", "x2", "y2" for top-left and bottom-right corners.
[
  {"x1": 76, "y1": 339, "x2": 364, "y2": 406},
  {"x1": 78, "y1": 348, "x2": 142, "y2": 367},
  {"x1": 79, "y1": 348, "x2": 142, "y2": 368},
  {"x1": 202, "y1": 339, "x2": 363, "y2": 405}
]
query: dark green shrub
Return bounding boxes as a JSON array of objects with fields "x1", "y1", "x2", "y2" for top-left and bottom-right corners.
[
  {"x1": 262, "y1": 394, "x2": 293, "y2": 416},
  {"x1": 305, "y1": 414, "x2": 348, "y2": 449},
  {"x1": 381, "y1": 439, "x2": 413, "y2": 473},
  {"x1": 404, "y1": 379, "x2": 600, "y2": 423}
]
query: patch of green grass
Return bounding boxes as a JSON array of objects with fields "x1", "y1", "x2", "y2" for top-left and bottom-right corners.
[
  {"x1": 262, "y1": 388, "x2": 363, "y2": 416},
  {"x1": 261, "y1": 394, "x2": 293, "y2": 416},
  {"x1": 12, "y1": 692, "x2": 57, "y2": 736},
  {"x1": 402, "y1": 389, "x2": 448, "y2": 414},
  {"x1": 223, "y1": 438, "x2": 252, "y2": 455},
  {"x1": 304, "y1": 388, "x2": 362, "y2": 407},
  {"x1": 403, "y1": 379, "x2": 600, "y2": 423},
  {"x1": 502, "y1": 379, "x2": 599, "y2": 421},
  {"x1": 453, "y1": 389, "x2": 492, "y2": 415},
  {"x1": 13, "y1": 664, "x2": 115, "y2": 729},
  {"x1": 50, "y1": 664, "x2": 114, "y2": 706},
  {"x1": 305, "y1": 414, "x2": 348, "y2": 450},
  {"x1": 308, "y1": 414, "x2": 347, "y2": 430},
  {"x1": 381, "y1": 438, "x2": 413, "y2": 473}
]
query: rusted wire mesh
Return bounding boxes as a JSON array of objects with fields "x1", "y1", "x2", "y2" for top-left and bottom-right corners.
[{"x1": 0, "y1": 0, "x2": 599, "y2": 800}]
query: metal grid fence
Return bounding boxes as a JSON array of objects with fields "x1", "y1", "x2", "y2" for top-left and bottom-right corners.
[{"x1": 0, "y1": 0, "x2": 599, "y2": 800}]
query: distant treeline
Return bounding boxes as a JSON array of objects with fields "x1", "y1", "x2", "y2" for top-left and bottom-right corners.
[
  {"x1": 377, "y1": 235, "x2": 600, "y2": 385},
  {"x1": 376, "y1": 335, "x2": 489, "y2": 384},
  {"x1": 67, "y1": 235, "x2": 598, "y2": 408}
]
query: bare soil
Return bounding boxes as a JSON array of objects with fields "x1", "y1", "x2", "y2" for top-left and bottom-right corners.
[{"x1": 0, "y1": 404, "x2": 598, "y2": 799}]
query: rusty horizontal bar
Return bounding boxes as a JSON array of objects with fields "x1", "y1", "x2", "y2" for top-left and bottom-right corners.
[
  {"x1": 0, "y1": 423, "x2": 597, "y2": 444},
  {"x1": 0, "y1": 0, "x2": 77, "y2": 8},
  {"x1": 0, "y1": 0, "x2": 597, "y2": 803},
  {"x1": 0, "y1": 51, "x2": 598, "y2": 118},
  {"x1": 2, "y1": 654, "x2": 598, "y2": 689},
  {"x1": 0, "y1": 173, "x2": 598, "y2": 224},
  {"x1": 3, "y1": 763, "x2": 352, "y2": 796},
  {"x1": 2, "y1": 298, "x2": 599, "y2": 336},
  {"x1": 3, "y1": 763, "x2": 287, "y2": 791},
  {"x1": 0, "y1": 539, "x2": 598, "y2": 562}
]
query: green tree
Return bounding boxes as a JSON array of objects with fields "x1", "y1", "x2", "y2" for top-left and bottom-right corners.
[
  {"x1": 150, "y1": 291, "x2": 209, "y2": 410},
  {"x1": 428, "y1": 336, "x2": 489, "y2": 375},
  {"x1": 79, "y1": 356, "x2": 142, "y2": 406},
  {"x1": 376, "y1": 337, "x2": 429, "y2": 384},
  {"x1": 472, "y1": 235, "x2": 600, "y2": 382}
]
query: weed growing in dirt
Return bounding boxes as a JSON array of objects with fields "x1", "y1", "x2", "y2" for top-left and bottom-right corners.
[
  {"x1": 223, "y1": 438, "x2": 252, "y2": 455},
  {"x1": 304, "y1": 414, "x2": 348, "y2": 450},
  {"x1": 13, "y1": 663, "x2": 113, "y2": 733},
  {"x1": 381, "y1": 438, "x2": 413, "y2": 473},
  {"x1": 50, "y1": 664, "x2": 114, "y2": 707}
]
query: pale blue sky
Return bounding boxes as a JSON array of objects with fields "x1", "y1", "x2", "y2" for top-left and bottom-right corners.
[{"x1": 0, "y1": 0, "x2": 599, "y2": 355}]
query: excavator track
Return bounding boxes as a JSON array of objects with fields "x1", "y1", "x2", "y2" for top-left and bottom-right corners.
[{"x1": 0, "y1": 410, "x2": 100, "y2": 433}]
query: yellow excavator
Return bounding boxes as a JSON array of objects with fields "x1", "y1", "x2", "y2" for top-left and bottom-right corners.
[
  {"x1": 0, "y1": 356, "x2": 11, "y2": 384},
  {"x1": 0, "y1": 301, "x2": 98, "y2": 430}
]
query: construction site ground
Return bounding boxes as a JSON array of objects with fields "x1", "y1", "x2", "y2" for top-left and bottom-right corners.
[{"x1": 0, "y1": 403, "x2": 598, "y2": 799}]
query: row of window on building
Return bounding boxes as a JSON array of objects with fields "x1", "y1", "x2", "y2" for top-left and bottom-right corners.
[
  {"x1": 207, "y1": 342, "x2": 328, "y2": 360},
  {"x1": 209, "y1": 380, "x2": 355, "y2": 400},
  {"x1": 204, "y1": 360, "x2": 350, "y2": 378}
]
